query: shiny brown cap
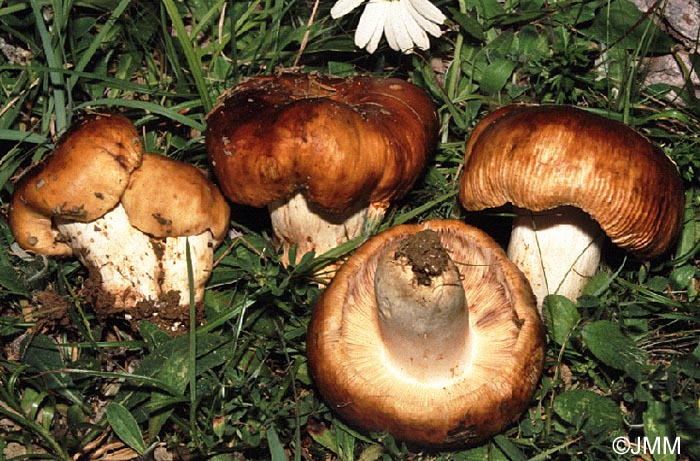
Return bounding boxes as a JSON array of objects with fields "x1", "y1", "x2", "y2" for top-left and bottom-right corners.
[
  {"x1": 459, "y1": 105, "x2": 685, "y2": 258},
  {"x1": 121, "y1": 154, "x2": 230, "y2": 244},
  {"x1": 205, "y1": 73, "x2": 438, "y2": 213},
  {"x1": 9, "y1": 113, "x2": 143, "y2": 255},
  {"x1": 306, "y1": 219, "x2": 544, "y2": 447}
]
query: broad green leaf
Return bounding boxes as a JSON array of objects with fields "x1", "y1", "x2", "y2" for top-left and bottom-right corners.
[
  {"x1": 358, "y1": 444, "x2": 383, "y2": 461},
  {"x1": 483, "y1": 30, "x2": 515, "y2": 59},
  {"x1": 67, "y1": 0, "x2": 131, "y2": 90},
  {"x1": 643, "y1": 400, "x2": 677, "y2": 461},
  {"x1": 333, "y1": 418, "x2": 375, "y2": 444},
  {"x1": 674, "y1": 190, "x2": 700, "y2": 262},
  {"x1": 335, "y1": 420, "x2": 356, "y2": 461},
  {"x1": 138, "y1": 321, "x2": 172, "y2": 350},
  {"x1": 466, "y1": 0, "x2": 504, "y2": 21},
  {"x1": 130, "y1": 333, "x2": 234, "y2": 388},
  {"x1": 583, "y1": 271, "x2": 614, "y2": 296},
  {"x1": 0, "y1": 265, "x2": 26, "y2": 296},
  {"x1": 451, "y1": 444, "x2": 509, "y2": 461},
  {"x1": 670, "y1": 354, "x2": 700, "y2": 379},
  {"x1": 267, "y1": 426, "x2": 288, "y2": 461},
  {"x1": 327, "y1": 61, "x2": 356, "y2": 77},
  {"x1": 554, "y1": 389, "x2": 623, "y2": 435},
  {"x1": 307, "y1": 421, "x2": 338, "y2": 454},
  {"x1": 647, "y1": 275, "x2": 670, "y2": 292},
  {"x1": 116, "y1": 331, "x2": 233, "y2": 427},
  {"x1": 143, "y1": 333, "x2": 234, "y2": 438},
  {"x1": 519, "y1": 0, "x2": 545, "y2": 10},
  {"x1": 553, "y1": 0, "x2": 599, "y2": 25},
  {"x1": 449, "y1": 9, "x2": 485, "y2": 42},
  {"x1": 669, "y1": 265, "x2": 697, "y2": 290},
  {"x1": 21, "y1": 334, "x2": 86, "y2": 409},
  {"x1": 479, "y1": 59, "x2": 517, "y2": 94},
  {"x1": 585, "y1": 0, "x2": 675, "y2": 53},
  {"x1": 493, "y1": 434, "x2": 527, "y2": 461},
  {"x1": 582, "y1": 320, "x2": 649, "y2": 381},
  {"x1": 542, "y1": 295, "x2": 581, "y2": 346},
  {"x1": 107, "y1": 403, "x2": 146, "y2": 454},
  {"x1": 517, "y1": 25, "x2": 549, "y2": 60},
  {"x1": 20, "y1": 387, "x2": 50, "y2": 425}
]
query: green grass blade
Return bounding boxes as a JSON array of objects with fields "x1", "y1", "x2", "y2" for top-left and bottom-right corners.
[
  {"x1": 186, "y1": 239, "x2": 199, "y2": 447},
  {"x1": 75, "y1": 98, "x2": 205, "y2": 131},
  {"x1": 30, "y1": 0, "x2": 69, "y2": 133},
  {"x1": 190, "y1": 0, "x2": 225, "y2": 40},
  {"x1": 384, "y1": 190, "x2": 458, "y2": 228},
  {"x1": 0, "y1": 4, "x2": 29, "y2": 18},
  {"x1": 67, "y1": 0, "x2": 132, "y2": 90},
  {"x1": 267, "y1": 426, "x2": 289, "y2": 461},
  {"x1": 161, "y1": 0, "x2": 214, "y2": 113},
  {"x1": 0, "y1": 129, "x2": 48, "y2": 144},
  {"x1": 0, "y1": 402, "x2": 69, "y2": 459}
]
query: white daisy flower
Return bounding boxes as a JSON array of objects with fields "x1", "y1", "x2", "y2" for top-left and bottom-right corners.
[{"x1": 331, "y1": 0, "x2": 446, "y2": 54}]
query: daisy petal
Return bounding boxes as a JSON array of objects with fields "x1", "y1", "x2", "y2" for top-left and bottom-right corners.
[
  {"x1": 397, "y1": 1, "x2": 429, "y2": 50},
  {"x1": 365, "y1": 19, "x2": 385, "y2": 53},
  {"x1": 331, "y1": 0, "x2": 365, "y2": 18},
  {"x1": 405, "y1": 0, "x2": 443, "y2": 37},
  {"x1": 383, "y1": 12, "x2": 400, "y2": 50},
  {"x1": 355, "y1": 1, "x2": 387, "y2": 53},
  {"x1": 390, "y1": 3, "x2": 414, "y2": 51},
  {"x1": 407, "y1": 0, "x2": 446, "y2": 24},
  {"x1": 386, "y1": 2, "x2": 413, "y2": 52}
]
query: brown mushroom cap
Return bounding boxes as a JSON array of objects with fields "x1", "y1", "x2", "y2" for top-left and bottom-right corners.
[
  {"x1": 120, "y1": 154, "x2": 230, "y2": 244},
  {"x1": 9, "y1": 113, "x2": 143, "y2": 255},
  {"x1": 458, "y1": 104, "x2": 685, "y2": 259},
  {"x1": 307, "y1": 219, "x2": 544, "y2": 447},
  {"x1": 205, "y1": 73, "x2": 438, "y2": 213},
  {"x1": 8, "y1": 199, "x2": 69, "y2": 256}
]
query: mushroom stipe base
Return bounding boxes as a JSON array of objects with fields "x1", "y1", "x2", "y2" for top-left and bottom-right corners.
[
  {"x1": 393, "y1": 229, "x2": 451, "y2": 286},
  {"x1": 85, "y1": 283, "x2": 206, "y2": 336}
]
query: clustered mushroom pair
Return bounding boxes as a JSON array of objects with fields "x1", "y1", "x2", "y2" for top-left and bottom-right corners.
[
  {"x1": 9, "y1": 114, "x2": 230, "y2": 332},
  {"x1": 8, "y1": 73, "x2": 685, "y2": 448}
]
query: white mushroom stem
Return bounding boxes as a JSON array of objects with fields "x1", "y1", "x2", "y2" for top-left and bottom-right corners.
[
  {"x1": 268, "y1": 192, "x2": 387, "y2": 266},
  {"x1": 507, "y1": 206, "x2": 604, "y2": 310},
  {"x1": 56, "y1": 204, "x2": 214, "y2": 308},
  {"x1": 373, "y1": 230, "x2": 470, "y2": 381},
  {"x1": 159, "y1": 231, "x2": 215, "y2": 303}
]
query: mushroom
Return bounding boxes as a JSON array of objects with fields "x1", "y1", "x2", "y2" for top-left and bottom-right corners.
[
  {"x1": 9, "y1": 115, "x2": 230, "y2": 331},
  {"x1": 120, "y1": 153, "x2": 230, "y2": 305},
  {"x1": 306, "y1": 219, "x2": 544, "y2": 447},
  {"x1": 205, "y1": 73, "x2": 438, "y2": 268},
  {"x1": 9, "y1": 113, "x2": 143, "y2": 256},
  {"x1": 459, "y1": 104, "x2": 685, "y2": 308}
]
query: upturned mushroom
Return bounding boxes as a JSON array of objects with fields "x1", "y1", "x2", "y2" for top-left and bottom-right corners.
[
  {"x1": 459, "y1": 105, "x2": 685, "y2": 308},
  {"x1": 9, "y1": 114, "x2": 230, "y2": 331},
  {"x1": 307, "y1": 219, "x2": 544, "y2": 447},
  {"x1": 205, "y1": 73, "x2": 438, "y2": 267}
]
